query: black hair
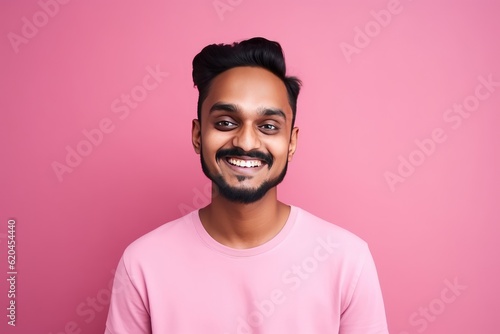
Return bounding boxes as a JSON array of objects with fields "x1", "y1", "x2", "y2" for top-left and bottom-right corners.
[{"x1": 192, "y1": 37, "x2": 302, "y2": 127}]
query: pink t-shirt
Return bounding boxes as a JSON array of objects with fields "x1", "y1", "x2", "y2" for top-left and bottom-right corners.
[{"x1": 105, "y1": 206, "x2": 388, "y2": 333}]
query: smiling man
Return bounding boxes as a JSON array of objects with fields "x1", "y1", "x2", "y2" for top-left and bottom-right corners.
[{"x1": 105, "y1": 37, "x2": 388, "y2": 333}]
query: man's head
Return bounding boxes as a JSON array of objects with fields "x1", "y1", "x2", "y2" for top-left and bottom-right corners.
[{"x1": 191, "y1": 37, "x2": 301, "y2": 204}]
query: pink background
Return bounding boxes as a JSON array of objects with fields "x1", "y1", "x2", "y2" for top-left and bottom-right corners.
[{"x1": 1, "y1": 0, "x2": 499, "y2": 333}]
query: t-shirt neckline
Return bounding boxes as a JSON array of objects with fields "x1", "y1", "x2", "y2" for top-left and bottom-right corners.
[{"x1": 191, "y1": 205, "x2": 298, "y2": 257}]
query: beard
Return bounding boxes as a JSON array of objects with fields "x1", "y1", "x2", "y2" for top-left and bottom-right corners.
[{"x1": 200, "y1": 147, "x2": 288, "y2": 204}]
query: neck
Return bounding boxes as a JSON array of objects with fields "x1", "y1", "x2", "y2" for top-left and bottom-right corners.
[{"x1": 198, "y1": 186, "x2": 290, "y2": 249}]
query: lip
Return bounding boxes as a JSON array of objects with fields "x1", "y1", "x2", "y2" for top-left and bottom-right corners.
[{"x1": 222, "y1": 156, "x2": 267, "y2": 175}]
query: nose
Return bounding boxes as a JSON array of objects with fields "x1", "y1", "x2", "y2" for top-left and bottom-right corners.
[{"x1": 232, "y1": 123, "x2": 261, "y2": 152}]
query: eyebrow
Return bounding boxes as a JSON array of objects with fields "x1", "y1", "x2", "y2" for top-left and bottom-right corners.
[{"x1": 209, "y1": 102, "x2": 286, "y2": 120}]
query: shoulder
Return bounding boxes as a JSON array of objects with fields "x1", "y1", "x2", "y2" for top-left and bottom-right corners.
[
  {"x1": 294, "y1": 206, "x2": 368, "y2": 248},
  {"x1": 291, "y1": 206, "x2": 371, "y2": 267},
  {"x1": 121, "y1": 211, "x2": 197, "y2": 264}
]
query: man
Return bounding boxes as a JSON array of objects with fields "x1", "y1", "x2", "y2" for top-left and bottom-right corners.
[{"x1": 105, "y1": 37, "x2": 388, "y2": 333}]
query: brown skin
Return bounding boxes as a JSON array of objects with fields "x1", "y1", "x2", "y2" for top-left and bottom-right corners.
[{"x1": 191, "y1": 66, "x2": 299, "y2": 249}]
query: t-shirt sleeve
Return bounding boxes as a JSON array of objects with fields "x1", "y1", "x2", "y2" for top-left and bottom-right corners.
[
  {"x1": 339, "y1": 245, "x2": 389, "y2": 334},
  {"x1": 105, "y1": 255, "x2": 151, "y2": 334}
]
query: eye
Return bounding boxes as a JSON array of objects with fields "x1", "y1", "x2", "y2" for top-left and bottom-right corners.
[
  {"x1": 215, "y1": 120, "x2": 237, "y2": 130},
  {"x1": 259, "y1": 123, "x2": 279, "y2": 133}
]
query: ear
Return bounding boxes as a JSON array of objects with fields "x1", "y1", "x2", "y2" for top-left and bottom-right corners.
[
  {"x1": 192, "y1": 119, "x2": 201, "y2": 154},
  {"x1": 288, "y1": 127, "x2": 299, "y2": 162}
]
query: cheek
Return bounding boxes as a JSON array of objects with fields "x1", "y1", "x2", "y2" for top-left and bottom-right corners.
[
  {"x1": 201, "y1": 130, "x2": 227, "y2": 157},
  {"x1": 267, "y1": 137, "x2": 291, "y2": 162}
]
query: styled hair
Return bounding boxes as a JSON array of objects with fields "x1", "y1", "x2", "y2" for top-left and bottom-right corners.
[{"x1": 192, "y1": 37, "x2": 302, "y2": 127}]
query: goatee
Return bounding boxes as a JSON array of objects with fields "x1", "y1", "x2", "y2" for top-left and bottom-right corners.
[{"x1": 200, "y1": 148, "x2": 288, "y2": 204}]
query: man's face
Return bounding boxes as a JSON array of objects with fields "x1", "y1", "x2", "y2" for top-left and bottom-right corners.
[{"x1": 192, "y1": 66, "x2": 298, "y2": 204}]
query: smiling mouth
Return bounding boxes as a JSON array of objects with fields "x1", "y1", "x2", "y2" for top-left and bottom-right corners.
[{"x1": 226, "y1": 157, "x2": 263, "y2": 168}]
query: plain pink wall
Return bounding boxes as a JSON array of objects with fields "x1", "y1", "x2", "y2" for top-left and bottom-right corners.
[{"x1": 1, "y1": 0, "x2": 499, "y2": 333}]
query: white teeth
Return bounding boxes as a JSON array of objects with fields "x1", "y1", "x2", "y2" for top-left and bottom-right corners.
[{"x1": 228, "y1": 158, "x2": 262, "y2": 168}]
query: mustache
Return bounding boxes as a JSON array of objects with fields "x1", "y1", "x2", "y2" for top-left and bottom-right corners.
[{"x1": 216, "y1": 147, "x2": 273, "y2": 167}]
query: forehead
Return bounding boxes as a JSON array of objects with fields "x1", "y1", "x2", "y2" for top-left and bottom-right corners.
[{"x1": 201, "y1": 66, "x2": 292, "y2": 118}]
